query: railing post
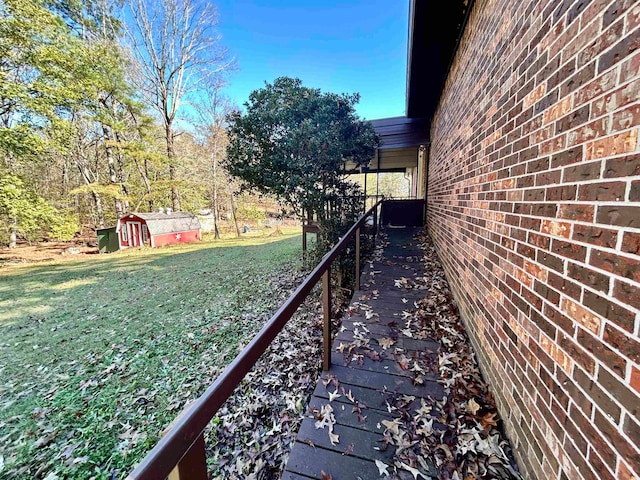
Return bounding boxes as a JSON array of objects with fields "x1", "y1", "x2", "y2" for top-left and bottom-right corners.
[
  {"x1": 373, "y1": 204, "x2": 378, "y2": 232},
  {"x1": 355, "y1": 227, "x2": 361, "y2": 291},
  {"x1": 125, "y1": 200, "x2": 384, "y2": 480},
  {"x1": 167, "y1": 433, "x2": 207, "y2": 480},
  {"x1": 322, "y1": 270, "x2": 331, "y2": 371}
]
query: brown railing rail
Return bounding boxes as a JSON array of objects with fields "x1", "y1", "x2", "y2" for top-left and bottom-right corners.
[{"x1": 126, "y1": 199, "x2": 383, "y2": 480}]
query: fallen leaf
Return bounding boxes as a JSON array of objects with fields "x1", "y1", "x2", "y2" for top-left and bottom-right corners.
[
  {"x1": 365, "y1": 309, "x2": 378, "y2": 320},
  {"x1": 344, "y1": 389, "x2": 355, "y2": 403},
  {"x1": 481, "y1": 412, "x2": 499, "y2": 429},
  {"x1": 375, "y1": 459, "x2": 390, "y2": 476},
  {"x1": 401, "y1": 328, "x2": 413, "y2": 338},
  {"x1": 467, "y1": 397, "x2": 481, "y2": 415},
  {"x1": 398, "y1": 461, "x2": 427, "y2": 479},
  {"x1": 381, "y1": 419, "x2": 401, "y2": 436},
  {"x1": 378, "y1": 337, "x2": 395, "y2": 349},
  {"x1": 416, "y1": 418, "x2": 433, "y2": 436}
]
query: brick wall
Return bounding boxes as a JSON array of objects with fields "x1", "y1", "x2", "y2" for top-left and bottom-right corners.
[{"x1": 426, "y1": 0, "x2": 640, "y2": 479}]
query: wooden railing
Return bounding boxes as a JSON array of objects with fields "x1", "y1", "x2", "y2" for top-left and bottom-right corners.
[{"x1": 126, "y1": 199, "x2": 383, "y2": 480}]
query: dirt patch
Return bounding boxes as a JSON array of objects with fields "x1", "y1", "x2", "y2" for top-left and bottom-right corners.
[{"x1": 0, "y1": 237, "x2": 98, "y2": 266}]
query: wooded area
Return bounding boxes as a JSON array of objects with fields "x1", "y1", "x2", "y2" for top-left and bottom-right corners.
[
  {"x1": 0, "y1": 0, "x2": 397, "y2": 252},
  {"x1": 0, "y1": 0, "x2": 240, "y2": 247}
]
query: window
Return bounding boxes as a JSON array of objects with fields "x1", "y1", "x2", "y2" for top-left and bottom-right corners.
[
  {"x1": 142, "y1": 225, "x2": 149, "y2": 243},
  {"x1": 121, "y1": 225, "x2": 128, "y2": 241}
]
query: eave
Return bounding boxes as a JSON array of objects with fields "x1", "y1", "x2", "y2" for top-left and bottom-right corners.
[{"x1": 406, "y1": 0, "x2": 472, "y2": 120}]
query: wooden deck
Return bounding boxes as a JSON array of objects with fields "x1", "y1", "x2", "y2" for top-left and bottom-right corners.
[{"x1": 283, "y1": 227, "x2": 444, "y2": 479}]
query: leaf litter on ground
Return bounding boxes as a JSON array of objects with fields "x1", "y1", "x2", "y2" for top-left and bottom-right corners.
[
  {"x1": 2, "y1": 230, "x2": 523, "y2": 479},
  {"x1": 330, "y1": 230, "x2": 523, "y2": 480}
]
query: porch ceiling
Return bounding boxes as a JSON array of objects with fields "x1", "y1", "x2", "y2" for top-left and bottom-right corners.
[
  {"x1": 372, "y1": 116, "x2": 429, "y2": 150},
  {"x1": 344, "y1": 146, "x2": 419, "y2": 174}
]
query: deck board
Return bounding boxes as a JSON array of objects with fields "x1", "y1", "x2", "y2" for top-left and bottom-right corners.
[
  {"x1": 283, "y1": 227, "x2": 444, "y2": 480},
  {"x1": 286, "y1": 442, "x2": 382, "y2": 479}
]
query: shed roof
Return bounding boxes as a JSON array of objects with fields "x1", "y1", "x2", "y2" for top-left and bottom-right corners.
[{"x1": 124, "y1": 212, "x2": 201, "y2": 236}]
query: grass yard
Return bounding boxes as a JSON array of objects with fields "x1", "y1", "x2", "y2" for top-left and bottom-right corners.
[{"x1": 0, "y1": 230, "x2": 308, "y2": 479}]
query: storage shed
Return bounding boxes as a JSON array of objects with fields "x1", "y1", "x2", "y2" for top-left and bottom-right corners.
[
  {"x1": 117, "y1": 211, "x2": 201, "y2": 248},
  {"x1": 97, "y1": 226, "x2": 119, "y2": 253}
]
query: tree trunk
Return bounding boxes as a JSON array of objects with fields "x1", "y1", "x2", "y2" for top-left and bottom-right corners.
[
  {"x1": 166, "y1": 123, "x2": 181, "y2": 211},
  {"x1": 114, "y1": 130, "x2": 130, "y2": 213},
  {"x1": 103, "y1": 124, "x2": 125, "y2": 218},
  {"x1": 62, "y1": 161, "x2": 69, "y2": 194},
  {"x1": 9, "y1": 218, "x2": 17, "y2": 248},
  {"x1": 92, "y1": 190, "x2": 105, "y2": 228},
  {"x1": 145, "y1": 156, "x2": 155, "y2": 212},
  {"x1": 76, "y1": 158, "x2": 105, "y2": 229},
  {"x1": 132, "y1": 155, "x2": 153, "y2": 212},
  {"x1": 227, "y1": 185, "x2": 240, "y2": 238},
  {"x1": 212, "y1": 139, "x2": 220, "y2": 239}
]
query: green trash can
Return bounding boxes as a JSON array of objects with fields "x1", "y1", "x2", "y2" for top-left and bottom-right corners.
[{"x1": 97, "y1": 227, "x2": 119, "y2": 253}]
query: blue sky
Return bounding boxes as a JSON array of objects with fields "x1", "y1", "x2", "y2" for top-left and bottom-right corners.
[{"x1": 215, "y1": 0, "x2": 410, "y2": 120}]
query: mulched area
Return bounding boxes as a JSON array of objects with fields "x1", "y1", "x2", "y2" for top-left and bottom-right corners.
[{"x1": 282, "y1": 228, "x2": 523, "y2": 480}]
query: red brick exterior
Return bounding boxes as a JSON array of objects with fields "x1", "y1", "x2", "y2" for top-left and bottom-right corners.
[{"x1": 426, "y1": 0, "x2": 639, "y2": 479}]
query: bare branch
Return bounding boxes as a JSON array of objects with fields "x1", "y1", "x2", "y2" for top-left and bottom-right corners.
[{"x1": 123, "y1": 0, "x2": 233, "y2": 210}]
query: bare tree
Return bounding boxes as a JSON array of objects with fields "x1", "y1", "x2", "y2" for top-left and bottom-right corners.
[
  {"x1": 194, "y1": 79, "x2": 235, "y2": 238},
  {"x1": 125, "y1": 0, "x2": 231, "y2": 211}
]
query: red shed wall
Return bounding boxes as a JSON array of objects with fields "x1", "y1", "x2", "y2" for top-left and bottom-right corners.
[
  {"x1": 427, "y1": 0, "x2": 639, "y2": 479},
  {"x1": 118, "y1": 215, "x2": 148, "y2": 248},
  {"x1": 151, "y1": 229, "x2": 200, "y2": 247}
]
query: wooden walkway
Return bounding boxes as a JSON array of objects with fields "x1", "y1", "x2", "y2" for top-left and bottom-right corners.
[{"x1": 283, "y1": 227, "x2": 444, "y2": 479}]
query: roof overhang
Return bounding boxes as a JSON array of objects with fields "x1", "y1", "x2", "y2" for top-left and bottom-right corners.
[
  {"x1": 344, "y1": 117, "x2": 429, "y2": 173},
  {"x1": 346, "y1": 2, "x2": 472, "y2": 173},
  {"x1": 372, "y1": 116, "x2": 429, "y2": 150},
  {"x1": 406, "y1": 0, "x2": 471, "y2": 119}
]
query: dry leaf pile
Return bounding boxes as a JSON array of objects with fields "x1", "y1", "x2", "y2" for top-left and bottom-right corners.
[
  {"x1": 389, "y1": 232, "x2": 521, "y2": 479},
  {"x1": 206, "y1": 282, "x2": 337, "y2": 479},
  {"x1": 321, "y1": 230, "x2": 522, "y2": 479}
]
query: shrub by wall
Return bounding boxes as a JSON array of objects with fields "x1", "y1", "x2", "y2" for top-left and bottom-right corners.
[{"x1": 427, "y1": 0, "x2": 639, "y2": 478}]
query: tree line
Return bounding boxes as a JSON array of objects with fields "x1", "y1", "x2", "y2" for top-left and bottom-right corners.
[
  {"x1": 1, "y1": 0, "x2": 383, "y2": 252},
  {"x1": 0, "y1": 0, "x2": 237, "y2": 247}
]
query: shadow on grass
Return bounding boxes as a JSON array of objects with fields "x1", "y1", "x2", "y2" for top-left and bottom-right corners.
[
  {"x1": 0, "y1": 232, "x2": 320, "y2": 479},
  {"x1": 1, "y1": 234, "x2": 300, "y2": 282},
  {"x1": 0, "y1": 235, "x2": 302, "y2": 328}
]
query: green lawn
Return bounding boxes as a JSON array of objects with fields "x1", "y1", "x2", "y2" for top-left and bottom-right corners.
[{"x1": 0, "y1": 231, "x2": 306, "y2": 479}]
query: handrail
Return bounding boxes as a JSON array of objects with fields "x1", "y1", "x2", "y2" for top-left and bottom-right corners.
[{"x1": 126, "y1": 198, "x2": 383, "y2": 480}]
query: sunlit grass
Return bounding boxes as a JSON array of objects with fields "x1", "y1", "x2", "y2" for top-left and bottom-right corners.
[{"x1": 0, "y1": 228, "x2": 307, "y2": 479}]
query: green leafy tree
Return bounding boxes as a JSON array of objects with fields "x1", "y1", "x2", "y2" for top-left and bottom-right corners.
[
  {"x1": 225, "y1": 77, "x2": 378, "y2": 250},
  {"x1": 0, "y1": 0, "x2": 85, "y2": 156},
  {"x1": 0, "y1": 174, "x2": 77, "y2": 247},
  {"x1": 0, "y1": 0, "x2": 141, "y2": 228},
  {"x1": 0, "y1": 0, "x2": 122, "y2": 153}
]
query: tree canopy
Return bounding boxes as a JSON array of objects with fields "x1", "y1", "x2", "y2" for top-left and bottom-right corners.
[
  {"x1": 0, "y1": 173, "x2": 76, "y2": 247},
  {"x1": 225, "y1": 77, "x2": 378, "y2": 234},
  {"x1": 0, "y1": 0, "x2": 242, "y2": 247}
]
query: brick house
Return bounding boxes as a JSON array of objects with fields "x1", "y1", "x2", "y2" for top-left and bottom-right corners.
[{"x1": 405, "y1": 0, "x2": 639, "y2": 479}]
